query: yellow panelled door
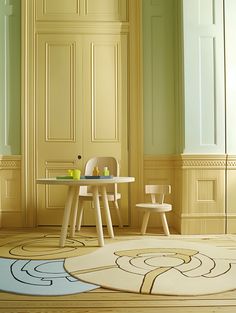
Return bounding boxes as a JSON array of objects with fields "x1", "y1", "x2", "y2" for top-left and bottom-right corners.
[{"x1": 36, "y1": 33, "x2": 129, "y2": 226}]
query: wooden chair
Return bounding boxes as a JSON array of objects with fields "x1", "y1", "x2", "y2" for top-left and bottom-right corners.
[
  {"x1": 77, "y1": 156, "x2": 123, "y2": 230},
  {"x1": 136, "y1": 185, "x2": 172, "y2": 235}
]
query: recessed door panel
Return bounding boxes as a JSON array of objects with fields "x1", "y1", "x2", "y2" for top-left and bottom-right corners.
[{"x1": 36, "y1": 34, "x2": 83, "y2": 225}]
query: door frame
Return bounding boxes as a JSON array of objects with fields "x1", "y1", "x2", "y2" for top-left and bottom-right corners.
[{"x1": 21, "y1": 0, "x2": 143, "y2": 227}]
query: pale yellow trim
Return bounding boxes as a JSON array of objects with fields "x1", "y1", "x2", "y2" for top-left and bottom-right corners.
[
  {"x1": 128, "y1": 0, "x2": 143, "y2": 227},
  {"x1": 21, "y1": 0, "x2": 37, "y2": 227}
]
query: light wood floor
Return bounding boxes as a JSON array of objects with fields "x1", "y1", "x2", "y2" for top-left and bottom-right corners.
[{"x1": 1, "y1": 227, "x2": 236, "y2": 313}]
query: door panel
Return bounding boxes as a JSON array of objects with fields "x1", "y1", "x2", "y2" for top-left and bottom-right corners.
[
  {"x1": 82, "y1": 34, "x2": 128, "y2": 225},
  {"x1": 83, "y1": 34, "x2": 128, "y2": 160},
  {"x1": 36, "y1": 34, "x2": 83, "y2": 225},
  {"x1": 36, "y1": 33, "x2": 129, "y2": 226}
]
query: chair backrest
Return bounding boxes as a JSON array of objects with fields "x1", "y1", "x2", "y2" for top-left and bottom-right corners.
[
  {"x1": 82, "y1": 156, "x2": 120, "y2": 194},
  {"x1": 145, "y1": 185, "x2": 171, "y2": 204},
  {"x1": 84, "y1": 157, "x2": 120, "y2": 176}
]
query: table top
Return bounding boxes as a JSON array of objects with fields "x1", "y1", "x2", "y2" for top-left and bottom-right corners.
[{"x1": 36, "y1": 176, "x2": 135, "y2": 185}]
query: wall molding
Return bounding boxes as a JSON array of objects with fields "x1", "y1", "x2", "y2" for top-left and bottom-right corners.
[
  {"x1": 226, "y1": 155, "x2": 236, "y2": 168},
  {"x1": 177, "y1": 154, "x2": 227, "y2": 169},
  {"x1": 0, "y1": 155, "x2": 21, "y2": 169},
  {"x1": 144, "y1": 154, "x2": 229, "y2": 169}
]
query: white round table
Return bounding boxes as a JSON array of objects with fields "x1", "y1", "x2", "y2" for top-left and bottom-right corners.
[{"x1": 37, "y1": 177, "x2": 135, "y2": 247}]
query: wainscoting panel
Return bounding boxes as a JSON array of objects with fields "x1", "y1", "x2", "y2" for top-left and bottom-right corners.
[
  {"x1": 143, "y1": 154, "x2": 228, "y2": 235},
  {"x1": 179, "y1": 155, "x2": 226, "y2": 234},
  {"x1": 0, "y1": 156, "x2": 22, "y2": 227}
]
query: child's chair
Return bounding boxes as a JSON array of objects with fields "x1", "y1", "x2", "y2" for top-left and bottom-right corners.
[
  {"x1": 77, "y1": 156, "x2": 123, "y2": 230},
  {"x1": 136, "y1": 185, "x2": 172, "y2": 235}
]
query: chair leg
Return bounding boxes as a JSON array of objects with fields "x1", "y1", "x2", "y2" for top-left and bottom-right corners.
[
  {"x1": 141, "y1": 211, "x2": 150, "y2": 235},
  {"x1": 76, "y1": 200, "x2": 84, "y2": 231},
  {"x1": 114, "y1": 200, "x2": 123, "y2": 228},
  {"x1": 160, "y1": 213, "x2": 170, "y2": 236}
]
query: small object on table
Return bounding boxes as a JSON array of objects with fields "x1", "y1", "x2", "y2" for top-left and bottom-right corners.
[
  {"x1": 68, "y1": 169, "x2": 73, "y2": 177},
  {"x1": 73, "y1": 169, "x2": 81, "y2": 180},
  {"x1": 103, "y1": 166, "x2": 110, "y2": 176},
  {"x1": 67, "y1": 169, "x2": 81, "y2": 180},
  {"x1": 93, "y1": 166, "x2": 100, "y2": 176}
]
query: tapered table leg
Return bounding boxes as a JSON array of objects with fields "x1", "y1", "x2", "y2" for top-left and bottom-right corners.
[
  {"x1": 59, "y1": 186, "x2": 76, "y2": 247},
  {"x1": 92, "y1": 185, "x2": 104, "y2": 247},
  {"x1": 101, "y1": 185, "x2": 114, "y2": 238},
  {"x1": 69, "y1": 186, "x2": 80, "y2": 238}
]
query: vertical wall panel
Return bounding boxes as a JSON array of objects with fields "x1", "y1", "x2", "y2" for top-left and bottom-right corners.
[
  {"x1": 0, "y1": 0, "x2": 21, "y2": 155},
  {"x1": 183, "y1": 0, "x2": 225, "y2": 153},
  {"x1": 46, "y1": 42, "x2": 76, "y2": 142},
  {"x1": 225, "y1": 0, "x2": 236, "y2": 233},
  {"x1": 199, "y1": 0, "x2": 215, "y2": 25},
  {"x1": 91, "y1": 42, "x2": 118, "y2": 141},
  {"x1": 225, "y1": 0, "x2": 236, "y2": 154},
  {"x1": 199, "y1": 37, "x2": 216, "y2": 145}
]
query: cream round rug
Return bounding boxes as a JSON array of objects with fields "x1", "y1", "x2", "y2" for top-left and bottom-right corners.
[
  {"x1": 0, "y1": 234, "x2": 100, "y2": 259},
  {"x1": 65, "y1": 238, "x2": 236, "y2": 295}
]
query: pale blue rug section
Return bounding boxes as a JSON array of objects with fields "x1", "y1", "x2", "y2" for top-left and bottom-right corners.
[{"x1": 0, "y1": 258, "x2": 99, "y2": 296}]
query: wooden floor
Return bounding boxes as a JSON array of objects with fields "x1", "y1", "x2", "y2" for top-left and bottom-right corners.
[{"x1": 1, "y1": 227, "x2": 236, "y2": 313}]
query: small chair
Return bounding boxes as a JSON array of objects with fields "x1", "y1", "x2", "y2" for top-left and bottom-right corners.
[
  {"x1": 77, "y1": 156, "x2": 123, "y2": 230},
  {"x1": 136, "y1": 185, "x2": 172, "y2": 236}
]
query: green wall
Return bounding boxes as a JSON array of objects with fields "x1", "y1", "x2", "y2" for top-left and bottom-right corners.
[
  {"x1": 0, "y1": 0, "x2": 21, "y2": 155},
  {"x1": 143, "y1": 0, "x2": 236, "y2": 156},
  {"x1": 142, "y1": 0, "x2": 179, "y2": 155}
]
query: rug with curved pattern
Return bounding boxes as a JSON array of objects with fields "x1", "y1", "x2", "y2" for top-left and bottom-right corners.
[
  {"x1": 0, "y1": 257, "x2": 99, "y2": 295},
  {"x1": 1, "y1": 234, "x2": 236, "y2": 296},
  {"x1": 65, "y1": 238, "x2": 236, "y2": 296},
  {"x1": 0, "y1": 233, "x2": 99, "y2": 260},
  {"x1": 0, "y1": 233, "x2": 100, "y2": 295}
]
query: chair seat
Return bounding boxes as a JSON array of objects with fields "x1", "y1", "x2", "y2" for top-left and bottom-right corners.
[{"x1": 136, "y1": 203, "x2": 172, "y2": 212}]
